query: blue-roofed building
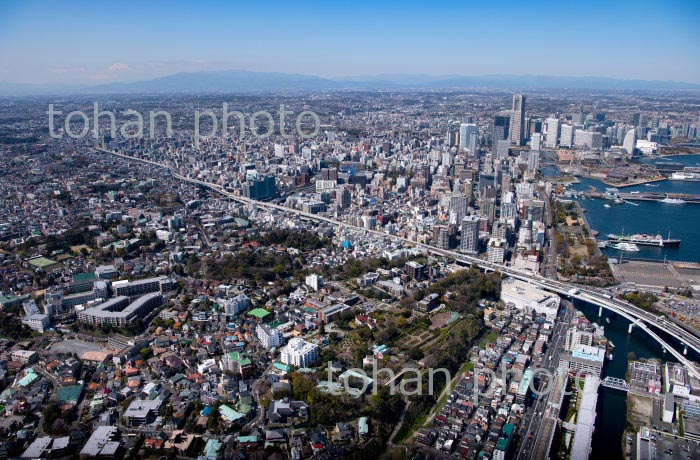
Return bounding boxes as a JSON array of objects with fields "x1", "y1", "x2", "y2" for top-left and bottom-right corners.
[
  {"x1": 562, "y1": 345, "x2": 606, "y2": 376},
  {"x1": 358, "y1": 417, "x2": 369, "y2": 436},
  {"x1": 219, "y1": 404, "x2": 245, "y2": 425},
  {"x1": 516, "y1": 369, "x2": 533, "y2": 404},
  {"x1": 201, "y1": 438, "x2": 222, "y2": 460},
  {"x1": 17, "y1": 369, "x2": 39, "y2": 387},
  {"x1": 57, "y1": 384, "x2": 83, "y2": 405}
]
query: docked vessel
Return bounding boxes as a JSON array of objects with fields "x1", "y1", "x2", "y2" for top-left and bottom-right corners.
[
  {"x1": 606, "y1": 230, "x2": 681, "y2": 247},
  {"x1": 661, "y1": 197, "x2": 685, "y2": 204},
  {"x1": 669, "y1": 168, "x2": 700, "y2": 182},
  {"x1": 611, "y1": 242, "x2": 640, "y2": 252}
]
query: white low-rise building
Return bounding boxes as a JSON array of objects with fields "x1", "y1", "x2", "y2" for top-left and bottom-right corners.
[
  {"x1": 22, "y1": 313, "x2": 50, "y2": 333},
  {"x1": 500, "y1": 277, "x2": 560, "y2": 319}
]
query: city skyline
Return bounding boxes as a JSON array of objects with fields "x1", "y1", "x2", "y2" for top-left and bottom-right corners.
[
  {"x1": 1, "y1": 0, "x2": 699, "y2": 86},
  {"x1": 2, "y1": 2, "x2": 700, "y2": 459}
]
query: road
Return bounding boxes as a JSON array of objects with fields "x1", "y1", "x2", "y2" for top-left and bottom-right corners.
[
  {"x1": 97, "y1": 147, "x2": 700, "y2": 380},
  {"x1": 516, "y1": 303, "x2": 573, "y2": 460}
]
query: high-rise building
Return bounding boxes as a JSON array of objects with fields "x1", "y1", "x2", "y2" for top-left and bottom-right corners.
[
  {"x1": 336, "y1": 186, "x2": 351, "y2": 209},
  {"x1": 545, "y1": 118, "x2": 560, "y2": 148},
  {"x1": 622, "y1": 129, "x2": 636, "y2": 155},
  {"x1": 468, "y1": 132, "x2": 479, "y2": 154},
  {"x1": 405, "y1": 261, "x2": 427, "y2": 280},
  {"x1": 459, "y1": 123, "x2": 478, "y2": 151},
  {"x1": 256, "y1": 323, "x2": 284, "y2": 350},
  {"x1": 496, "y1": 139, "x2": 510, "y2": 158},
  {"x1": 434, "y1": 225, "x2": 452, "y2": 250},
  {"x1": 510, "y1": 94, "x2": 526, "y2": 146},
  {"x1": 487, "y1": 238, "x2": 506, "y2": 264},
  {"x1": 530, "y1": 133, "x2": 541, "y2": 152},
  {"x1": 461, "y1": 215, "x2": 480, "y2": 253},
  {"x1": 574, "y1": 130, "x2": 603, "y2": 150},
  {"x1": 280, "y1": 338, "x2": 319, "y2": 368},
  {"x1": 529, "y1": 118, "x2": 542, "y2": 137},
  {"x1": 564, "y1": 327, "x2": 594, "y2": 352},
  {"x1": 493, "y1": 115, "x2": 510, "y2": 144},
  {"x1": 560, "y1": 124, "x2": 574, "y2": 147},
  {"x1": 527, "y1": 150, "x2": 540, "y2": 173},
  {"x1": 446, "y1": 128, "x2": 458, "y2": 147},
  {"x1": 242, "y1": 175, "x2": 277, "y2": 200},
  {"x1": 305, "y1": 274, "x2": 324, "y2": 291},
  {"x1": 449, "y1": 195, "x2": 469, "y2": 223}
]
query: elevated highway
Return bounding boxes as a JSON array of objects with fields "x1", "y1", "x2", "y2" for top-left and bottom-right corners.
[{"x1": 98, "y1": 148, "x2": 700, "y2": 380}]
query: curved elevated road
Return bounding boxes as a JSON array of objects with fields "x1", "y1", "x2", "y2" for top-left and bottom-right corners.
[{"x1": 98, "y1": 148, "x2": 700, "y2": 380}]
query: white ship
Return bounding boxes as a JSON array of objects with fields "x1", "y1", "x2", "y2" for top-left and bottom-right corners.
[
  {"x1": 661, "y1": 197, "x2": 685, "y2": 204},
  {"x1": 670, "y1": 172, "x2": 700, "y2": 181},
  {"x1": 611, "y1": 242, "x2": 640, "y2": 252}
]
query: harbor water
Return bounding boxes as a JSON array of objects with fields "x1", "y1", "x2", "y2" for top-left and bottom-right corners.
[
  {"x1": 555, "y1": 154, "x2": 700, "y2": 263},
  {"x1": 542, "y1": 155, "x2": 700, "y2": 458},
  {"x1": 574, "y1": 300, "x2": 685, "y2": 460}
]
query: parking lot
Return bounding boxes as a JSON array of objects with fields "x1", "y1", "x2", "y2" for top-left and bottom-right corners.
[
  {"x1": 648, "y1": 433, "x2": 700, "y2": 460},
  {"x1": 49, "y1": 338, "x2": 104, "y2": 356}
]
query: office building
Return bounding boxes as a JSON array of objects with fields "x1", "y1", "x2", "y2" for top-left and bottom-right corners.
[
  {"x1": 574, "y1": 130, "x2": 603, "y2": 150},
  {"x1": 560, "y1": 124, "x2": 574, "y2": 147},
  {"x1": 510, "y1": 94, "x2": 526, "y2": 146},
  {"x1": 434, "y1": 225, "x2": 453, "y2": 250},
  {"x1": 496, "y1": 139, "x2": 510, "y2": 158},
  {"x1": 527, "y1": 150, "x2": 539, "y2": 173},
  {"x1": 468, "y1": 131, "x2": 479, "y2": 154},
  {"x1": 530, "y1": 133, "x2": 541, "y2": 152},
  {"x1": 545, "y1": 117, "x2": 559, "y2": 147},
  {"x1": 280, "y1": 337, "x2": 319, "y2": 368},
  {"x1": 459, "y1": 123, "x2": 478, "y2": 152},
  {"x1": 446, "y1": 128, "x2": 458, "y2": 147},
  {"x1": 493, "y1": 114, "x2": 510, "y2": 144},
  {"x1": 336, "y1": 186, "x2": 352, "y2": 209},
  {"x1": 242, "y1": 175, "x2": 276, "y2": 200}
]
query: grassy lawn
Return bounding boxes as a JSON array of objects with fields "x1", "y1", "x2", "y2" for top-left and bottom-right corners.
[
  {"x1": 394, "y1": 412, "x2": 427, "y2": 444},
  {"x1": 477, "y1": 331, "x2": 499, "y2": 347}
]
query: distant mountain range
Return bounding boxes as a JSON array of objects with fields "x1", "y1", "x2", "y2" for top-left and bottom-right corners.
[{"x1": 2, "y1": 69, "x2": 700, "y2": 95}]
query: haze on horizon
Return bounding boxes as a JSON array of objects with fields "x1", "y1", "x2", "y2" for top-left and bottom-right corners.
[{"x1": 1, "y1": 0, "x2": 699, "y2": 86}]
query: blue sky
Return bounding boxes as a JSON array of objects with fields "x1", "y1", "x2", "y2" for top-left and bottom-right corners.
[{"x1": 1, "y1": 0, "x2": 699, "y2": 85}]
